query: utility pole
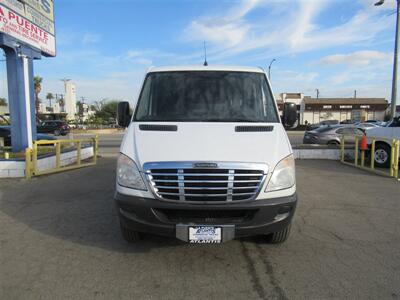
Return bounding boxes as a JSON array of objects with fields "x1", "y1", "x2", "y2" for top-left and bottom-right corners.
[{"x1": 375, "y1": 0, "x2": 399, "y2": 120}]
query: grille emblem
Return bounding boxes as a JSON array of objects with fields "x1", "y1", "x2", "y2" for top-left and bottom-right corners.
[{"x1": 193, "y1": 162, "x2": 218, "y2": 168}]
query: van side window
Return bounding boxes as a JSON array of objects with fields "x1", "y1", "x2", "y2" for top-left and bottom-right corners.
[{"x1": 390, "y1": 117, "x2": 400, "y2": 127}]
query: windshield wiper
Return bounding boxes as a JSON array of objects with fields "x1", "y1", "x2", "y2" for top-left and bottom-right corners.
[{"x1": 202, "y1": 118, "x2": 262, "y2": 122}]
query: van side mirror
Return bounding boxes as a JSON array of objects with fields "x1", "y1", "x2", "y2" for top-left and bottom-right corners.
[
  {"x1": 117, "y1": 101, "x2": 131, "y2": 127},
  {"x1": 283, "y1": 102, "x2": 297, "y2": 128}
]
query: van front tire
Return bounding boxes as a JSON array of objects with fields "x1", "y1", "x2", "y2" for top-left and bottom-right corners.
[
  {"x1": 120, "y1": 222, "x2": 142, "y2": 243},
  {"x1": 374, "y1": 143, "x2": 391, "y2": 168},
  {"x1": 267, "y1": 223, "x2": 291, "y2": 244}
]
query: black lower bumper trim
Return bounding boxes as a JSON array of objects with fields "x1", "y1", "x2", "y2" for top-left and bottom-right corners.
[{"x1": 115, "y1": 192, "x2": 297, "y2": 239}]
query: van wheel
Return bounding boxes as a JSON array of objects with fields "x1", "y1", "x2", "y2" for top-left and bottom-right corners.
[
  {"x1": 267, "y1": 223, "x2": 291, "y2": 244},
  {"x1": 54, "y1": 129, "x2": 61, "y2": 136},
  {"x1": 374, "y1": 143, "x2": 391, "y2": 168},
  {"x1": 120, "y1": 222, "x2": 142, "y2": 243}
]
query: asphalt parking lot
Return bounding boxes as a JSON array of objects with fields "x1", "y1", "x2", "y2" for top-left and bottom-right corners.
[{"x1": 1, "y1": 156, "x2": 399, "y2": 299}]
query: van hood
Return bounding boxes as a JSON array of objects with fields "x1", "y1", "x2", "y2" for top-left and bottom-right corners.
[{"x1": 120, "y1": 123, "x2": 292, "y2": 171}]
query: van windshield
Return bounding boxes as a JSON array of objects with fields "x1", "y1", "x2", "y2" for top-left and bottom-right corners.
[{"x1": 134, "y1": 71, "x2": 279, "y2": 122}]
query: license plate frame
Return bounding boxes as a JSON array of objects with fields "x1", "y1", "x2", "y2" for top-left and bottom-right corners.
[{"x1": 188, "y1": 226, "x2": 222, "y2": 244}]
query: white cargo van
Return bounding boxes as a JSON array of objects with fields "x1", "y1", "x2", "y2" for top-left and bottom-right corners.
[
  {"x1": 115, "y1": 66, "x2": 298, "y2": 244},
  {"x1": 366, "y1": 116, "x2": 400, "y2": 168}
]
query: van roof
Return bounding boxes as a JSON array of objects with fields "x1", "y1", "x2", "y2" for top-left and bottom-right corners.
[{"x1": 147, "y1": 65, "x2": 265, "y2": 74}]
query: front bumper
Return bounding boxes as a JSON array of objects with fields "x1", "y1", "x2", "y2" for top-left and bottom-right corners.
[{"x1": 115, "y1": 192, "x2": 297, "y2": 242}]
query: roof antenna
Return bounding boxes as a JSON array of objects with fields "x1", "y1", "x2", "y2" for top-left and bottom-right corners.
[{"x1": 203, "y1": 41, "x2": 208, "y2": 66}]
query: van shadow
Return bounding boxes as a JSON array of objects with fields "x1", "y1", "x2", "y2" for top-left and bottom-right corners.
[{"x1": 0, "y1": 158, "x2": 185, "y2": 253}]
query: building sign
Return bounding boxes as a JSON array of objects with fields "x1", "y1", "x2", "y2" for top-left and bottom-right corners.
[{"x1": 0, "y1": 0, "x2": 55, "y2": 56}]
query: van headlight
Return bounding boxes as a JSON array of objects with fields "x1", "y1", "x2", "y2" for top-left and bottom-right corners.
[
  {"x1": 266, "y1": 154, "x2": 295, "y2": 192},
  {"x1": 117, "y1": 154, "x2": 147, "y2": 190}
]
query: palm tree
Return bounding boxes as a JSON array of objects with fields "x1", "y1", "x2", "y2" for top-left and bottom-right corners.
[
  {"x1": 46, "y1": 92, "x2": 54, "y2": 108},
  {"x1": 34, "y1": 76, "x2": 42, "y2": 113},
  {"x1": 58, "y1": 96, "x2": 65, "y2": 112}
]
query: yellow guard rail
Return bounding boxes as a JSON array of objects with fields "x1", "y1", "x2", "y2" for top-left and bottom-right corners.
[
  {"x1": 341, "y1": 135, "x2": 399, "y2": 181},
  {"x1": 25, "y1": 135, "x2": 99, "y2": 178}
]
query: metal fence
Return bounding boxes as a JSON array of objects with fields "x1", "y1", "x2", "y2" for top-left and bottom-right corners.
[
  {"x1": 340, "y1": 135, "x2": 400, "y2": 181},
  {"x1": 25, "y1": 135, "x2": 99, "y2": 178}
]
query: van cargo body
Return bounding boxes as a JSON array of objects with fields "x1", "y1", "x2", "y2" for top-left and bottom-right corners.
[{"x1": 115, "y1": 66, "x2": 298, "y2": 244}]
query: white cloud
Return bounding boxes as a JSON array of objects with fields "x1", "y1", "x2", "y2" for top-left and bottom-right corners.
[
  {"x1": 184, "y1": 0, "x2": 262, "y2": 48},
  {"x1": 183, "y1": 0, "x2": 393, "y2": 60},
  {"x1": 319, "y1": 50, "x2": 392, "y2": 67},
  {"x1": 82, "y1": 33, "x2": 102, "y2": 44},
  {"x1": 185, "y1": 21, "x2": 250, "y2": 48}
]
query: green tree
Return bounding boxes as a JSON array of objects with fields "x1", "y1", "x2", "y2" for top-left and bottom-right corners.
[
  {"x1": 34, "y1": 76, "x2": 43, "y2": 113},
  {"x1": 46, "y1": 92, "x2": 54, "y2": 107},
  {"x1": 0, "y1": 97, "x2": 7, "y2": 106},
  {"x1": 93, "y1": 99, "x2": 119, "y2": 124}
]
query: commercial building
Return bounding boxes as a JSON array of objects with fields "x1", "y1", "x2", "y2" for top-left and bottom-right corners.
[
  {"x1": 64, "y1": 81, "x2": 77, "y2": 120},
  {"x1": 277, "y1": 93, "x2": 389, "y2": 125}
]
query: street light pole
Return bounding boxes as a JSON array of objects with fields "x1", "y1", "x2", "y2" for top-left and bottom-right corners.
[
  {"x1": 268, "y1": 59, "x2": 276, "y2": 80},
  {"x1": 376, "y1": 0, "x2": 399, "y2": 120}
]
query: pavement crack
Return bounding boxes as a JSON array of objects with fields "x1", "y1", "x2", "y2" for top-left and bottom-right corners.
[
  {"x1": 240, "y1": 241, "x2": 268, "y2": 300},
  {"x1": 255, "y1": 244, "x2": 289, "y2": 300}
]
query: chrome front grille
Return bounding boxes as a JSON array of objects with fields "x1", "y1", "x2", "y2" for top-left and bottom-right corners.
[{"x1": 143, "y1": 162, "x2": 268, "y2": 202}]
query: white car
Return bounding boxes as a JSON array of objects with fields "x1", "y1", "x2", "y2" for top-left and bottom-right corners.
[
  {"x1": 366, "y1": 117, "x2": 400, "y2": 168},
  {"x1": 114, "y1": 65, "x2": 298, "y2": 244},
  {"x1": 357, "y1": 123, "x2": 380, "y2": 130}
]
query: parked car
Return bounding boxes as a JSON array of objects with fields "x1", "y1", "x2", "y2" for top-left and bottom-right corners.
[
  {"x1": 115, "y1": 65, "x2": 298, "y2": 244},
  {"x1": 37, "y1": 120, "x2": 70, "y2": 136},
  {"x1": 0, "y1": 126, "x2": 56, "y2": 147},
  {"x1": 306, "y1": 120, "x2": 339, "y2": 131},
  {"x1": 357, "y1": 123, "x2": 380, "y2": 130},
  {"x1": 365, "y1": 120, "x2": 385, "y2": 126},
  {"x1": 303, "y1": 125, "x2": 364, "y2": 145},
  {"x1": 67, "y1": 121, "x2": 77, "y2": 129},
  {"x1": 365, "y1": 117, "x2": 400, "y2": 168},
  {"x1": 340, "y1": 119, "x2": 358, "y2": 125}
]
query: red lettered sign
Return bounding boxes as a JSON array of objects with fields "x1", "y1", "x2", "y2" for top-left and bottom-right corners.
[{"x1": 0, "y1": 4, "x2": 55, "y2": 56}]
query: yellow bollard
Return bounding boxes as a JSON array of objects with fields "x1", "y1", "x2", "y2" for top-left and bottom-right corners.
[
  {"x1": 390, "y1": 139, "x2": 395, "y2": 178},
  {"x1": 32, "y1": 142, "x2": 38, "y2": 175},
  {"x1": 77, "y1": 141, "x2": 81, "y2": 166},
  {"x1": 371, "y1": 140, "x2": 376, "y2": 170},
  {"x1": 394, "y1": 140, "x2": 399, "y2": 180},
  {"x1": 25, "y1": 148, "x2": 32, "y2": 179}
]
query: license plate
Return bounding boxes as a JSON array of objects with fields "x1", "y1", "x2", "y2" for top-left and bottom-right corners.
[{"x1": 189, "y1": 226, "x2": 222, "y2": 244}]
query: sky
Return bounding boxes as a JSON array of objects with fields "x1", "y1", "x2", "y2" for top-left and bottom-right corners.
[{"x1": 0, "y1": 0, "x2": 399, "y2": 105}]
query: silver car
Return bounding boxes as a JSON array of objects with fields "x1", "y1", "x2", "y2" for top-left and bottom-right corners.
[{"x1": 303, "y1": 125, "x2": 364, "y2": 145}]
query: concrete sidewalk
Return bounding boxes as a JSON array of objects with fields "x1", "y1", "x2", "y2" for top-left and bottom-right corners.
[{"x1": 0, "y1": 159, "x2": 399, "y2": 299}]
